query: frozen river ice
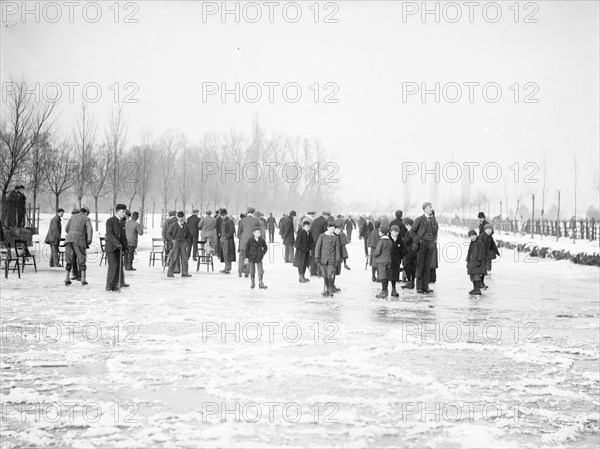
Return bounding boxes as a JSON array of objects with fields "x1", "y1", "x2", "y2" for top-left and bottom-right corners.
[{"x1": 1, "y1": 230, "x2": 599, "y2": 448}]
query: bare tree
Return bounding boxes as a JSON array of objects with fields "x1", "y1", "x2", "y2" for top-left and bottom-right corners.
[
  {"x1": 121, "y1": 150, "x2": 140, "y2": 210},
  {"x1": 73, "y1": 102, "x2": 97, "y2": 208},
  {"x1": 45, "y1": 139, "x2": 77, "y2": 211},
  {"x1": 0, "y1": 78, "x2": 58, "y2": 198},
  {"x1": 107, "y1": 106, "x2": 128, "y2": 210},
  {"x1": 135, "y1": 129, "x2": 155, "y2": 227},
  {"x1": 592, "y1": 168, "x2": 600, "y2": 194},
  {"x1": 27, "y1": 132, "x2": 51, "y2": 221},
  {"x1": 158, "y1": 130, "x2": 183, "y2": 211},
  {"x1": 89, "y1": 143, "x2": 113, "y2": 231}
]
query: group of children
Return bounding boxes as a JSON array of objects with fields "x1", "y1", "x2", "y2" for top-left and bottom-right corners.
[{"x1": 466, "y1": 222, "x2": 500, "y2": 295}]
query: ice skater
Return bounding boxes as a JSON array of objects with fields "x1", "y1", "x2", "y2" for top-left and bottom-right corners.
[
  {"x1": 466, "y1": 230, "x2": 485, "y2": 295},
  {"x1": 244, "y1": 227, "x2": 268, "y2": 289}
]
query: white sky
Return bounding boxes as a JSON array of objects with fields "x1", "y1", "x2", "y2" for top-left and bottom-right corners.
[{"x1": 1, "y1": 1, "x2": 598, "y2": 214}]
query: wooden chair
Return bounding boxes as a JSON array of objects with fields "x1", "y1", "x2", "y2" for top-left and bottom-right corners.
[
  {"x1": 99, "y1": 237, "x2": 107, "y2": 266},
  {"x1": 196, "y1": 240, "x2": 214, "y2": 272},
  {"x1": 0, "y1": 240, "x2": 20, "y2": 279},
  {"x1": 14, "y1": 239, "x2": 36, "y2": 273},
  {"x1": 58, "y1": 238, "x2": 66, "y2": 266},
  {"x1": 150, "y1": 238, "x2": 165, "y2": 267}
]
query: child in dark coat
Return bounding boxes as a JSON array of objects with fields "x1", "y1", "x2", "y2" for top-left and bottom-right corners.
[
  {"x1": 402, "y1": 218, "x2": 416, "y2": 289},
  {"x1": 389, "y1": 224, "x2": 408, "y2": 297},
  {"x1": 479, "y1": 223, "x2": 500, "y2": 289},
  {"x1": 466, "y1": 230, "x2": 486, "y2": 295},
  {"x1": 373, "y1": 224, "x2": 393, "y2": 298},
  {"x1": 245, "y1": 227, "x2": 268, "y2": 289},
  {"x1": 367, "y1": 220, "x2": 381, "y2": 282},
  {"x1": 293, "y1": 221, "x2": 314, "y2": 283},
  {"x1": 334, "y1": 224, "x2": 351, "y2": 271}
]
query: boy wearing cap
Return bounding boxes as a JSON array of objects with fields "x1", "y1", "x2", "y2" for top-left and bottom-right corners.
[
  {"x1": 479, "y1": 223, "x2": 500, "y2": 288},
  {"x1": 245, "y1": 227, "x2": 268, "y2": 289},
  {"x1": 166, "y1": 211, "x2": 192, "y2": 278},
  {"x1": 408, "y1": 202, "x2": 438, "y2": 294},
  {"x1": 45, "y1": 208, "x2": 64, "y2": 267},
  {"x1": 477, "y1": 212, "x2": 489, "y2": 235},
  {"x1": 373, "y1": 224, "x2": 393, "y2": 298},
  {"x1": 309, "y1": 210, "x2": 330, "y2": 276},
  {"x1": 314, "y1": 222, "x2": 342, "y2": 297},
  {"x1": 389, "y1": 224, "x2": 408, "y2": 297},
  {"x1": 125, "y1": 211, "x2": 144, "y2": 270},
  {"x1": 334, "y1": 223, "x2": 351, "y2": 271},
  {"x1": 466, "y1": 230, "x2": 485, "y2": 295},
  {"x1": 294, "y1": 220, "x2": 314, "y2": 283},
  {"x1": 402, "y1": 218, "x2": 417, "y2": 290},
  {"x1": 106, "y1": 204, "x2": 130, "y2": 291},
  {"x1": 367, "y1": 220, "x2": 381, "y2": 282}
]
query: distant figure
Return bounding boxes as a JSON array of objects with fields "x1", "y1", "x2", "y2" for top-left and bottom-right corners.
[
  {"x1": 16, "y1": 185, "x2": 26, "y2": 227},
  {"x1": 219, "y1": 209, "x2": 236, "y2": 274},
  {"x1": 64, "y1": 207, "x2": 93, "y2": 286},
  {"x1": 478, "y1": 212, "x2": 489, "y2": 235},
  {"x1": 45, "y1": 208, "x2": 64, "y2": 267},
  {"x1": 266, "y1": 212, "x2": 277, "y2": 243},
  {"x1": 187, "y1": 209, "x2": 201, "y2": 261},
  {"x1": 125, "y1": 211, "x2": 144, "y2": 271}
]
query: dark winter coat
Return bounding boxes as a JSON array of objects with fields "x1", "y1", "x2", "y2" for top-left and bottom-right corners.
[
  {"x1": 281, "y1": 216, "x2": 295, "y2": 245},
  {"x1": 187, "y1": 214, "x2": 200, "y2": 238},
  {"x1": 105, "y1": 215, "x2": 127, "y2": 253},
  {"x1": 466, "y1": 237, "x2": 486, "y2": 275},
  {"x1": 403, "y1": 232, "x2": 416, "y2": 271},
  {"x1": 390, "y1": 233, "x2": 408, "y2": 265},
  {"x1": 310, "y1": 216, "x2": 328, "y2": 243},
  {"x1": 373, "y1": 236, "x2": 393, "y2": 264},
  {"x1": 344, "y1": 218, "x2": 356, "y2": 233},
  {"x1": 314, "y1": 233, "x2": 341, "y2": 265},
  {"x1": 167, "y1": 222, "x2": 190, "y2": 242},
  {"x1": 409, "y1": 214, "x2": 439, "y2": 248},
  {"x1": 480, "y1": 232, "x2": 500, "y2": 260},
  {"x1": 360, "y1": 221, "x2": 374, "y2": 240},
  {"x1": 219, "y1": 216, "x2": 236, "y2": 262},
  {"x1": 293, "y1": 228, "x2": 314, "y2": 267},
  {"x1": 45, "y1": 214, "x2": 62, "y2": 244},
  {"x1": 65, "y1": 213, "x2": 93, "y2": 248},
  {"x1": 245, "y1": 236, "x2": 268, "y2": 263},
  {"x1": 238, "y1": 215, "x2": 260, "y2": 251},
  {"x1": 337, "y1": 231, "x2": 349, "y2": 259}
]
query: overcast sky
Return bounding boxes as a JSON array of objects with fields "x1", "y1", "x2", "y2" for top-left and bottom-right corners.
[{"x1": 2, "y1": 1, "x2": 598, "y2": 215}]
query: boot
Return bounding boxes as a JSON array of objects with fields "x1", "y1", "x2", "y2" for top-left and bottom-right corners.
[
  {"x1": 81, "y1": 271, "x2": 88, "y2": 286},
  {"x1": 344, "y1": 261, "x2": 351, "y2": 270},
  {"x1": 299, "y1": 275, "x2": 304, "y2": 283},
  {"x1": 480, "y1": 276, "x2": 488, "y2": 289},
  {"x1": 327, "y1": 277, "x2": 335, "y2": 296},
  {"x1": 250, "y1": 275, "x2": 256, "y2": 289},
  {"x1": 322, "y1": 278, "x2": 330, "y2": 297},
  {"x1": 376, "y1": 289, "x2": 389, "y2": 299},
  {"x1": 391, "y1": 287, "x2": 399, "y2": 297},
  {"x1": 65, "y1": 271, "x2": 72, "y2": 286},
  {"x1": 401, "y1": 281, "x2": 414, "y2": 289},
  {"x1": 371, "y1": 267, "x2": 377, "y2": 283},
  {"x1": 259, "y1": 276, "x2": 267, "y2": 289}
]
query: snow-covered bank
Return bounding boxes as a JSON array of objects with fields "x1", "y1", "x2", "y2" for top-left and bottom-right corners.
[{"x1": 441, "y1": 225, "x2": 600, "y2": 267}]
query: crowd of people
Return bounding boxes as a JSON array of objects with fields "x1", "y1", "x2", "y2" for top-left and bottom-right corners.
[
  {"x1": 39, "y1": 200, "x2": 500, "y2": 297},
  {"x1": 2, "y1": 185, "x2": 27, "y2": 228}
]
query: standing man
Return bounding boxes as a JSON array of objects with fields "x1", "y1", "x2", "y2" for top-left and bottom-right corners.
[
  {"x1": 360, "y1": 216, "x2": 374, "y2": 257},
  {"x1": 390, "y1": 210, "x2": 407, "y2": 239},
  {"x1": 4, "y1": 185, "x2": 20, "y2": 228},
  {"x1": 64, "y1": 207, "x2": 93, "y2": 286},
  {"x1": 282, "y1": 210, "x2": 296, "y2": 263},
  {"x1": 166, "y1": 211, "x2": 192, "y2": 278},
  {"x1": 219, "y1": 209, "x2": 236, "y2": 274},
  {"x1": 187, "y1": 209, "x2": 201, "y2": 261},
  {"x1": 309, "y1": 210, "x2": 330, "y2": 276},
  {"x1": 237, "y1": 207, "x2": 260, "y2": 277},
  {"x1": 162, "y1": 210, "x2": 179, "y2": 273},
  {"x1": 199, "y1": 210, "x2": 217, "y2": 252},
  {"x1": 215, "y1": 208, "x2": 223, "y2": 261},
  {"x1": 478, "y1": 212, "x2": 489, "y2": 235},
  {"x1": 409, "y1": 202, "x2": 438, "y2": 294},
  {"x1": 105, "y1": 204, "x2": 129, "y2": 292},
  {"x1": 125, "y1": 211, "x2": 144, "y2": 271},
  {"x1": 344, "y1": 215, "x2": 357, "y2": 243},
  {"x1": 16, "y1": 185, "x2": 27, "y2": 227},
  {"x1": 45, "y1": 208, "x2": 64, "y2": 267},
  {"x1": 266, "y1": 212, "x2": 277, "y2": 243}
]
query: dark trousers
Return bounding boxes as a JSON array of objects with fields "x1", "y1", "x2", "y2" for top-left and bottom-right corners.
[
  {"x1": 188, "y1": 236, "x2": 198, "y2": 259},
  {"x1": 309, "y1": 250, "x2": 320, "y2": 276},
  {"x1": 415, "y1": 241, "x2": 435, "y2": 290},
  {"x1": 168, "y1": 240, "x2": 189, "y2": 276},
  {"x1": 268, "y1": 229, "x2": 275, "y2": 243},
  {"x1": 284, "y1": 244, "x2": 294, "y2": 262},
  {"x1": 49, "y1": 243, "x2": 60, "y2": 267},
  {"x1": 347, "y1": 228, "x2": 353, "y2": 243},
  {"x1": 238, "y1": 249, "x2": 248, "y2": 274},
  {"x1": 248, "y1": 261, "x2": 264, "y2": 277},
  {"x1": 65, "y1": 243, "x2": 87, "y2": 272},
  {"x1": 126, "y1": 244, "x2": 136, "y2": 269},
  {"x1": 106, "y1": 249, "x2": 125, "y2": 290},
  {"x1": 363, "y1": 237, "x2": 369, "y2": 257}
]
